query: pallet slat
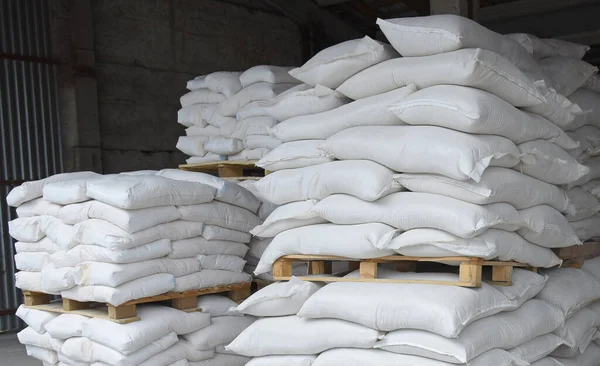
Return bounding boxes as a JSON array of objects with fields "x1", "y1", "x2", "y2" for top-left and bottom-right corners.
[{"x1": 178, "y1": 160, "x2": 266, "y2": 179}]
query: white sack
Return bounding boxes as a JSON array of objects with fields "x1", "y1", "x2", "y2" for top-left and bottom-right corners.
[
  {"x1": 173, "y1": 270, "x2": 251, "y2": 292},
  {"x1": 15, "y1": 252, "x2": 50, "y2": 271},
  {"x1": 256, "y1": 140, "x2": 333, "y2": 171},
  {"x1": 44, "y1": 314, "x2": 87, "y2": 339},
  {"x1": 204, "y1": 137, "x2": 244, "y2": 156},
  {"x1": 43, "y1": 178, "x2": 97, "y2": 205},
  {"x1": 86, "y1": 201, "x2": 181, "y2": 233},
  {"x1": 14, "y1": 271, "x2": 47, "y2": 293},
  {"x1": 197, "y1": 255, "x2": 246, "y2": 272},
  {"x1": 566, "y1": 88, "x2": 600, "y2": 131},
  {"x1": 251, "y1": 200, "x2": 325, "y2": 238},
  {"x1": 508, "y1": 334, "x2": 565, "y2": 363},
  {"x1": 535, "y1": 267, "x2": 600, "y2": 317},
  {"x1": 86, "y1": 175, "x2": 216, "y2": 210},
  {"x1": 571, "y1": 214, "x2": 600, "y2": 241},
  {"x1": 17, "y1": 326, "x2": 63, "y2": 352},
  {"x1": 186, "y1": 125, "x2": 220, "y2": 137},
  {"x1": 322, "y1": 126, "x2": 521, "y2": 182},
  {"x1": 396, "y1": 167, "x2": 571, "y2": 212},
  {"x1": 375, "y1": 299, "x2": 564, "y2": 363},
  {"x1": 390, "y1": 85, "x2": 577, "y2": 150},
  {"x1": 178, "y1": 104, "x2": 208, "y2": 127},
  {"x1": 246, "y1": 355, "x2": 317, "y2": 366},
  {"x1": 226, "y1": 315, "x2": 382, "y2": 357},
  {"x1": 227, "y1": 148, "x2": 269, "y2": 161},
  {"x1": 567, "y1": 156, "x2": 600, "y2": 188},
  {"x1": 255, "y1": 160, "x2": 401, "y2": 205},
  {"x1": 196, "y1": 295, "x2": 240, "y2": 317},
  {"x1": 177, "y1": 136, "x2": 208, "y2": 156},
  {"x1": 52, "y1": 240, "x2": 172, "y2": 267},
  {"x1": 254, "y1": 223, "x2": 397, "y2": 275},
  {"x1": 336, "y1": 48, "x2": 546, "y2": 107},
  {"x1": 219, "y1": 82, "x2": 297, "y2": 116},
  {"x1": 157, "y1": 169, "x2": 261, "y2": 213},
  {"x1": 188, "y1": 354, "x2": 249, "y2": 366},
  {"x1": 203, "y1": 104, "x2": 236, "y2": 128},
  {"x1": 240, "y1": 65, "x2": 299, "y2": 87},
  {"x1": 180, "y1": 89, "x2": 225, "y2": 106},
  {"x1": 270, "y1": 85, "x2": 416, "y2": 142},
  {"x1": 202, "y1": 224, "x2": 250, "y2": 243},
  {"x1": 377, "y1": 15, "x2": 538, "y2": 72},
  {"x1": 565, "y1": 187, "x2": 600, "y2": 221},
  {"x1": 244, "y1": 135, "x2": 282, "y2": 150},
  {"x1": 289, "y1": 36, "x2": 398, "y2": 89},
  {"x1": 58, "y1": 201, "x2": 93, "y2": 225},
  {"x1": 554, "y1": 302, "x2": 600, "y2": 348},
  {"x1": 183, "y1": 315, "x2": 255, "y2": 350},
  {"x1": 237, "y1": 85, "x2": 349, "y2": 122},
  {"x1": 186, "y1": 154, "x2": 226, "y2": 165},
  {"x1": 38, "y1": 215, "x2": 77, "y2": 250},
  {"x1": 7, "y1": 171, "x2": 100, "y2": 207},
  {"x1": 8, "y1": 216, "x2": 44, "y2": 242},
  {"x1": 178, "y1": 201, "x2": 261, "y2": 232},
  {"x1": 517, "y1": 205, "x2": 583, "y2": 248},
  {"x1": 509, "y1": 33, "x2": 589, "y2": 59},
  {"x1": 539, "y1": 57, "x2": 597, "y2": 96},
  {"x1": 74, "y1": 219, "x2": 202, "y2": 249},
  {"x1": 16, "y1": 198, "x2": 62, "y2": 217},
  {"x1": 312, "y1": 192, "x2": 521, "y2": 238},
  {"x1": 566, "y1": 126, "x2": 600, "y2": 162},
  {"x1": 25, "y1": 345, "x2": 58, "y2": 363},
  {"x1": 40, "y1": 263, "x2": 75, "y2": 292},
  {"x1": 15, "y1": 237, "x2": 61, "y2": 254},
  {"x1": 234, "y1": 277, "x2": 321, "y2": 317},
  {"x1": 298, "y1": 270, "x2": 522, "y2": 337},
  {"x1": 15, "y1": 305, "x2": 58, "y2": 333},
  {"x1": 516, "y1": 140, "x2": 589, "y2": 185},
  {"x1": 205, "y1": 71, "x2": 243, "y2": 98},
  {"x1": 228, "y1": 116, "x2": 277, "y2": 140},
  {"x1": 168, "y1": 237, "x2": 248, "y2": 259},
  {"x1": 61, "y1": 273, "x2": 175, "y2": 306},
  {"x1": 553, "y1": 343, "x2": 600, "y2": 366}
]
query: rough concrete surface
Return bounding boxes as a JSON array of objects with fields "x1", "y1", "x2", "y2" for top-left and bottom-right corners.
[{"x1": 0, "y1": 332, "x2": 41, "y2": 366}]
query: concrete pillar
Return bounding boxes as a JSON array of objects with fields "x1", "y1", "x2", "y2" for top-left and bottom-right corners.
[
  {"x1": 430, "y1": 0, "x2": 469, "y2": 16},
  {"x1": 51, "y1": 0, "x2": 103, "y2": 173}
]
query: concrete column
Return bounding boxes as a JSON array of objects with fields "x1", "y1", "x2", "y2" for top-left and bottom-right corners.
[
  {"x1": 51, "y1": 0, "x2": 103, "y2": 173},
  {"x1": 430, "y1": 0, "x2": 469, "y2": 16}
]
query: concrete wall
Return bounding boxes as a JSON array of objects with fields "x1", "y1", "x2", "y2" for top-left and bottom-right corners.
[
  {"x1": 93, "y1": 0, "x2": 302, "y2": 173},
  {"x1": 52, "y1": 0, "x2": 302, "y2": 174}
]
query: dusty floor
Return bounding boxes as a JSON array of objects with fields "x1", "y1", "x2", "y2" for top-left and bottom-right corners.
[{"x1": 0, "y1": 332, "x2": 40, "y2": 366}]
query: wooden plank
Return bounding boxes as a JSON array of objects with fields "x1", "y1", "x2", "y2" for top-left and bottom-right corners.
[
  {"x1": 359, "y1": 261, "x2": 378, "y2": 279},
  {"x1": 63, "y1": 299, "x2": 88, "y2": 311},
  {"x1": 108, "y1": 304, "x2": 136, "y2": 320},
  {"x1": 219, "y1": 166, "x2": 244, "y2": 178},
  {"x1": 121, "y1": 282, "x2": 252, "y2": 306},
  {"x1": 459, "y1": 258, "x2": 483, "y2": 287},
  {"x1": 272, "y1": 276, "x2": 479, "y2": 287},
  {"x1": 309, "y1": 261, "x2": 332, "y2": 275},
  {"x1": 171, "y1": 296, "x2": 197, "y2": 310},
  {"x1": 23, "y1": 291, "x2": 50, "y2": 306},
  {"x1": 25, "y1": 303, "x2": 141, "y2": 324},
  {"x1": 396, "y1": 262, "x2": 418, "y2": 272},
  {"x1": 491, "y1": 265, "x2": 513, "y2": 286},
  {"x1": 272, "y1": 258, "x2": 293, "y2": 278},
  {"x1": 553, "y1": 242, "x2": 600, "y2": 260},
  {"x1": 228, "y1": 287, "x2": 252, "y2": 302}
]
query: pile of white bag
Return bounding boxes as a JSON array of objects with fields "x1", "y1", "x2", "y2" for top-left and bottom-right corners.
[
  {"x1": 8, "y1": 169, "x2": 260, "y2": 304},
  {"x1": 15, "y1": 295, "x2": 255, "y2": 366},
  {"x1": 177, "y1": 66, "x2": 303, "y2": 163},
  {"x1": 225, "y1": 266, "x2": 600, "y2": 365}
]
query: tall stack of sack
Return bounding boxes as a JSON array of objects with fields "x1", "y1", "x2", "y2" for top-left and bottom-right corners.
[
  {"x1": 15, "y1": 295, "x2": 255, "y2": 365},
  {"x1": 225, "y1": 65, "x2": 301, "y2": 161},
  {"x1": 8, "y1": 169, "x2": 259, "y2": 303},
  {"x1": 227, "y1": 13, "x2": 600, "y2": 365},
  {"x1": 224, "y1": 267, "x2": 600, "y2": 365}
]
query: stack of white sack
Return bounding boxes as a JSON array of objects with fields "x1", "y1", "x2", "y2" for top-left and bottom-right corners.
[
  {"x1": 251, "y1": 15, "x2": 591, "y2": 278},
  {"x1": 15, "y1": 299, "x2": 255, "y2": 366},
  {"x1": 7, "y1": 169, "x2": 260, "y2": 304},
  {"x1": 225, "y1": 65, "x2": 301, "y2": 161},
  {"x1": 177, "y1": 71, "x2": 245, "y2": 163},
  {"x1": 223, "y1": 270, "x2": 600, "y2": 366}
]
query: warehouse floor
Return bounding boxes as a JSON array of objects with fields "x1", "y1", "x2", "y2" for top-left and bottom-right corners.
[{"x1": 0, "y1": 332, "x2": 40, "y2": 366}]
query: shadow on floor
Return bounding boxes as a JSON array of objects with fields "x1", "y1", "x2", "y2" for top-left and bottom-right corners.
[{"x1": 0, "y1": 332, "x2": 41, "y2": 366}]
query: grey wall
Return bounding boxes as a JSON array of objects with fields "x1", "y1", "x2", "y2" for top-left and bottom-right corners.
[{"x1": 54, "y1": 0, "x2": 303, "y2": 174}]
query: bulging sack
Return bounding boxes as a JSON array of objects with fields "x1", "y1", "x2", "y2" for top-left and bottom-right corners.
[
  {"x1": 509, "y1": 33, "x2": 589, "y2": 60},
  {"x1": 396, "y1": 167, "x2": 571, "y2": 212},
  {"x1": 570, "y1": 214, "x2": 600, "y2": 241},
  {"x1": 535, "y1": 267, "x2": 600, "y2": 317},
  {"x1": 244, "y1": 135, "x2": 282, "y2": 150},
  {"x1": 218, "y1": 82, "x2": 297, "y2": 117},
  {"x1": 517, "y1": 205, "x2": 583, "y2": 248},
  {"x1": 205, "y1": 71, "x2": 243, "y2": 98},
  {"x1": 516, "y1": 140, "x2": 589, "y2": 185},
  {"x1": 186, "y1": 124, "x2": 220, "y2": 137},
  {"x1": 251, "y1": 200, "x2": 326, "y2": 238},
  {"x1": 228, "y1": 116, "x2": 277, "y2": 140},
  {"x1": 204, "y1": 137, "x2": 244, "y2": 156},
  {"x1": 565, "y1": 187, "x2": 600, "y2": 222},
  {"x1": 177, "y1": 201, "x2": 261, "y2": 232},
  {"x1": 180, "y1": 89, "x2": 226, "y2": 107},
  {"x1": 254, "y1": 223, "x2": 398, "y2": 275},
  {"x1": 566, "y1": 126, "x2": 600, "y2": 162},
  {"x1": 239, "y1": 65, "x2": 299, "y2": 88},
  {"x1": 322, "y1": 126, "x2": 521, "y2": 182},
  {"x1": 539, "y1": 57, "x2": 598, "y2": 97},
  {"x1": 311, "y1": 192, "x2": 522, "y2": 238},
  {"x1": 255, "y1": 160, "x2": 402, "y2": 205},
  {"x1": 51, "y1": 240, "x2": 172, "y2": 267},
  {"x1": 15, "y1": 198, "x2": 62, "y2": 218},
  {"x1": 178, "y1": 104, "x2": 208, "y2": 127},
  {"x1": 183, "y1": 315, "x2": 255, "y2": 351},
  {"x1": 86, "y1": 201, "x2": 182, "y2": 233},
  {"x1": 226, "y1": 315, "x2": 383, "y2": 357},
  {"x1": 270, "y1": 86, "x2": 416, "y2": 143},
  {"x1": 336, "y1": 48, "x2": 546, "y2": 107},
  {"x1": 86, "y1": 175, "x2": 216, "y2": 210},
  {"x1": 256, "y1": 140, "x2": 334, "y2": 171},
  {"x1": 289, "y1": 36, "x2": 398, "y2": 89},
  {"x1": 390, "y1": 85, "x2": 577, "y2": 150},
  {"x1": 42, "y1": 178, "x2": 97, "y2": 205},
  {"x1": 565, "y1": 88, "x2": 600, "y2": 131},
  {"x1": 176, "y1": 136, "x2": 208, "y2": 156},
  {"x1": 508, "y1": 334, "x2": 565, "y2": 363},
  {"x1": 376, "y1": 15, "x2": 538, "y2": 72}
]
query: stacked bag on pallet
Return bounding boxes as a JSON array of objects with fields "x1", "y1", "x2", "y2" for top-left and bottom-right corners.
[
  {"x1": 7, "y1": 169, "x2": 260, "y2": 306},
  {"x1": 224, "y1": 268, "x2": 600, "y2": 365},
  {"x1": 15, "y1": 295, "x2": 255, "y2": 366}
]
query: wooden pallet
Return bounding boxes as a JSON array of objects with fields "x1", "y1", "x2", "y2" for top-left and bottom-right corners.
[
  {"x1": 23, "y1": 282, "x2": 251, "y2": 324},
  {"x1": 179, "y1": 160, "x2": 267, "y2": 178},
  {"x1": 272, "y1": 255, "x2": 535, "y2": 288},
  {"x1": 554, "y1": 241, "x2": 600, "y2": 268}
]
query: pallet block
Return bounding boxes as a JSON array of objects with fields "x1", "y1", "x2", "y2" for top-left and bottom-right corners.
[{"x1": 272, "y1": 255, "x2": 535, "y2": 288}]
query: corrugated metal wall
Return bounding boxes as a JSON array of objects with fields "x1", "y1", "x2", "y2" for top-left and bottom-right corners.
[{"x1": 0, "y1": 0, "x2": 62, "y2": 331}]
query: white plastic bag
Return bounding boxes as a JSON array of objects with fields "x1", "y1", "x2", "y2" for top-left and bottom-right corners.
[
  {"x1": 15, "y1": 252, "x2": 50, "y2": 271},
  {"x1": 168, "y1": 237, "x2": 248, "y2": 259},
  {"x1": 8, "y1": 216, "x2": 45, "y2": 242},
  {"x1": 554, "y1": 302, "x2": 600, "y2": 349},
  {"x1": 322, "y1": 126, "x2": 521, "y2": 182},
  {"x1": 229, "y1": 116, "x2": 277, "y2": 140},
  {"x1": 535, "y1": 268, "x2": 600, "y2": 317},
  {"x1": 52, "y1": 240, "x2": 172, "y2": 267},
  {"x1": 15, "y1": 237, "x2": 61, "y2": 254},
  {"x1": 517, "y1": 205, "x2": 583, "y2": 248},
  {"x1": 44, "y1": 314, "x2": 87, "y2": 339},
  {"x1": 15, "y1": 305, "x2": 58, "y2": 333},
  {"x1": 219, "y1": 82, "x2": 296, "y2": 117},
  {"x1": 270, "y1": 86, "x2": 416, "y2": 142},
  {"x1": 396, "y1": 168, "x2": 571, "y2": 212},
  {"x1": 312, "y1": 192, "x2": 522, "y2": 238},
  {"x1": 539, "y1": 57, "x2": 597, "y2": 96},
  {"x1": 202, "y1": 224, "x2": 251, "y2": 243},
  {"x1": 186, "y1": 125, "x2": 220, "y2": 137},
  {"x1": 240, "y1": 65, "x2": 299, "y2": 87},
  {"x1": 566, "y1": 88, "x2": 600, "y2": 131},
  {"x1": 571, "y1": 214, "x2": 600, "y2": 241},
  {"x1": 204, "y1": 137, "x2": 244, "y2": 156},
  {"x1": 16, "y1": 198, "x2": 62, "y2": 217},
  {"x1": 43, "y1": 179, "x2": 97, "y2": 205},
  {"x1": 251, "y1": 200, "x2": 325, "y2": 238},
  {"x1": 205, "y1": 71, "x2": 243, "y2": 98},
  {"x1": 565, "y1": 187, "x2": 600, "y2": 221},
  {"x1": 336, "y1": 48, "x2": 546, "y2": 107},
  {"x1": 516, "y1": 140, "x2": 589, "y2": 185},
  {"x1": 509, "y1": 33, "x2": 589, "y2": 59},
  {"x1": 180, "y1": 89, "x2": 226, "y2": 106},
  {"x1": 289, "y1": 36, "x2": 398, "y2": 89},
  {"x1": 256, "y1": 140, "x2": 333, "y2": 171},
  {"x1": 197, "y1": 255, "x2": 246, "y2": 272},
  {"x1": 508, "y1": 334, "x2": 565, "y2": 363},
  {"x1": 86, "y1": 201, "x2": 181, "y2": 233},
  {"x1": 178, "y1": 104, "x2": 208, "y2": 127},
  {"x1": 183, "y1": 315, "x2": 255, "y2": 350},
  {"x1": 196, "y1": 295, "x2": 240, "y2": 317},
  {"x1": 255, "y1": 160, "x2": 402, "y2": 205},
  {"x1": 177, "y1": 136, "x2": 208, "y2": 156},
  {"x1": 254, "y1": 223, "x2": 397, "y2": 275},
  {"x1": 226, "y1": 315, "x2": 382, "y2": 357},
  {"x1": 177, "y1": 201, "x2": 261, "y2": 232}
]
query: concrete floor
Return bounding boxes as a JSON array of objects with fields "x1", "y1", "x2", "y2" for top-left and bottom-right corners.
[{"x1": 0, "y1": 332, "x2": 41, "y2": 366}]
